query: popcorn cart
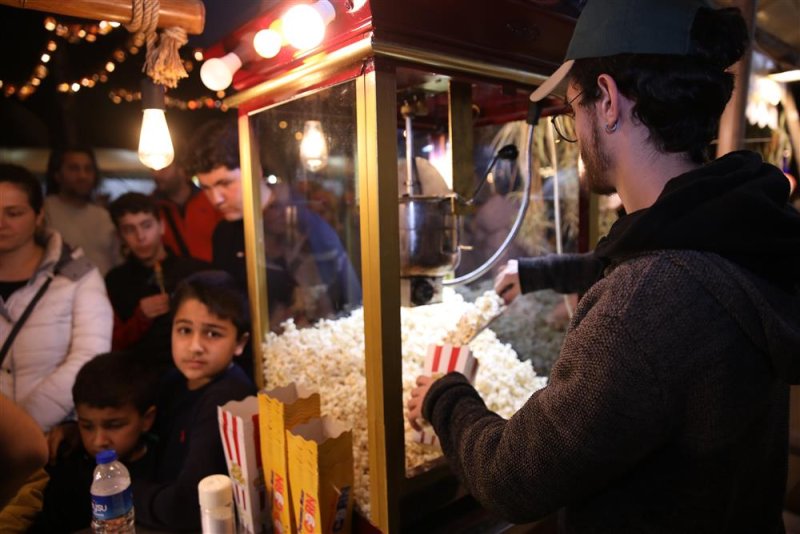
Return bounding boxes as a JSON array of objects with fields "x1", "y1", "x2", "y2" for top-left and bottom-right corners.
[{"x1": 208, "y1": 1, "x2": 583, "y2": 531}]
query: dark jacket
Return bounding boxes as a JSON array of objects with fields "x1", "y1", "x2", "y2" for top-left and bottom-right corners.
[
  {"x1": 133, "y1": 365, "x2": 255, "y2": 532},
  {"x1": 30, "y1": 440, "x2": 157, "y2": 533},
  {"x1": 105, "y1": 251, "x2": 209, "y2": 370},
  {"x1": 212, "y1": 205, "x2": 362, "y2": 325},
  {"x1": 424, "y1": 151, "x2": 800, "y2": 532}
]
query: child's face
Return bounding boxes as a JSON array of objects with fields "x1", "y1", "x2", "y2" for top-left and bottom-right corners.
[
  {"x1": 76, "y1": 402, "x2": 156, "y2": 461},
  {"x1": 116, "y1": 211, "x2": 164, "y2": 265},
  {"x1": 172, "y1": 297, "x2": 248, "y2": 390}
]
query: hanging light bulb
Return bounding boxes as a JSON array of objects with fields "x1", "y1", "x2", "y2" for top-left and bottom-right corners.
[
  {"x1": 300, "y1": 120, "x2": 328, "y2": 172},
  {"x1": 138, "y1": 79, "x2": 174, "y2": 170},
  {"x1": 281, "y1": 0, "x2": 336, "y2": 51}
]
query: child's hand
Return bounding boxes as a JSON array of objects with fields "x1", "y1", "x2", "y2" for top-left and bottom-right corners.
[
  {"x1": 139, "y1": 293, "x2": 170, "y2": 319},
  {"x1": 47, "y1": 421, "x2": 79, "y2": 465}
]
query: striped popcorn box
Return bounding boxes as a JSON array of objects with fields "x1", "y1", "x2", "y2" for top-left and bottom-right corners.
[
  {"x1": 413, "y1": 344, "x2": 479, "y2": 445},
  {"x1": 218, "y1": 396, "x2": 269, "y2": 533}
]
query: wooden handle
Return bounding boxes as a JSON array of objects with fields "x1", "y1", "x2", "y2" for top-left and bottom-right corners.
[{"x1": 0, "y1": 0, "x2": 205, "y2": 34}]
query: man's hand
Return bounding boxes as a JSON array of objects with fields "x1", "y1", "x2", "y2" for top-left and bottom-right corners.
[
  {"x1": 407, "y1": 375, "x2": 436, "y2": 431},
  {"x1": 47, "y1": 421, "x2": 79, "y2": 465},
  {"x1": 139, "y1": 293, "x2": 170, "y2": 319},
  {"x1": 494, "y1": 259, "x2": 520, "y2": 304}
]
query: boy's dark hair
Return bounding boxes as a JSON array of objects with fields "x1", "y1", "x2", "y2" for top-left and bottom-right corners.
[
  {"x1": 45, "y1": 146, "x2": 101, "y2": 195},
  {"x1": 569, "y1": 7, "x2": 749, "y2": 164},
  {"x1": 109, "y1": 192, "x2": 160, "y2": 227},
  {"x1": 72, "y1": 352, "x2": 157, "y2": 414},
  {"x1": 172, "y1": 270, "x2": 250, "y2": 338},
  {"x1": 0, "y1": 163, "x2": 44, "y2": 214},
  {"x1": 186, "y1": 119, "x2": 240, "y2": 177}
]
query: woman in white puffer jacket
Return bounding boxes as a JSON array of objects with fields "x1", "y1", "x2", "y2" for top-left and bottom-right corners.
[{"x1": 0, "y1": 163, "x2": 112, "y2": 431}]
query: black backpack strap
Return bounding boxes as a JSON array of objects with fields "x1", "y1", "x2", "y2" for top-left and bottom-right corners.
[
  {"x1": 160, "y1": 204, "x2": 191, "y2": 257},
  {"x1": 0, "y1": 276, "x2": 54, "y2": 367}
]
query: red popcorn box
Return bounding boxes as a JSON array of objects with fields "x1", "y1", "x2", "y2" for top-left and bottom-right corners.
[
  {"x1": 413, "y1": 343, "x2": 478, "y2": 445},
  {"x1": 218, "y1": 396, "x2": 269, "y2": 533}
]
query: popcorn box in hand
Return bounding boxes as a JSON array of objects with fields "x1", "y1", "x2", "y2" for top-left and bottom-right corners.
[
  {"x1": 286, "y1": 416, "x2": 354, "y2": 534},
  {"x1": 218, "y1": 396, "x2": 269, "y2": 533},
  {"x1": 413, "y1": 343, "x2": 478, "y2": 445},
  {"x1": 258, "y1": 384, "x2": 321, "y2": 534}
]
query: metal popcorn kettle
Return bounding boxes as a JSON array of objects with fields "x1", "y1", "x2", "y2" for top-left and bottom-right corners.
[{"x1": 399, "y1": 96, "x2": 532, "y2": 306}]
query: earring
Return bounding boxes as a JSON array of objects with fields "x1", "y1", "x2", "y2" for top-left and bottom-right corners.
[{"x1": 605, "y1": 120, "x2": 619, "y2": 134}]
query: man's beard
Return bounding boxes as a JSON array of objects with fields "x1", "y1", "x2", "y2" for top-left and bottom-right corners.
[{"x1": 580, "y1": 112, "x2": 615, "y2": 195}]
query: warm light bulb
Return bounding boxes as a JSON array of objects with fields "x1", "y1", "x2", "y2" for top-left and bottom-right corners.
[
  {"x1": 138, "y1": 80, "x2": 174, "y2": 170},
  {"x1": 281, "y1": 1, "x2": 335, "y2": 50},
  {"x1": 200, "y1": 52, "x2": 243, "y2": 91},
  {"x1": 253, "y1": 29, "x2": 282, "y2": 58},
  {"x1": 139, "y1": 109, "x2": 174, "y2": 170},
  {"x1": 299, "y1": 120, "x2": 328, "y2": 172}
]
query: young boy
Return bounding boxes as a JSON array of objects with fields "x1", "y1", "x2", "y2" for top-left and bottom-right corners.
[
  {"x1": 106, "y1": 192, "x2": 209, "y2": 372},
  {"x1": 31, "y1": 352, "x2": 158, "y2": 533},
  {"x1": 133, "y1": 270, "x2": 256, "y2": 532}
]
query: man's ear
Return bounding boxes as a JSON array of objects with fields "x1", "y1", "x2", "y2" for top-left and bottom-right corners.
[
  {"x1": 142, "y1": 405, "x2": 157, "y2": 432},
  {"x1": 234, "y1": 331, "x2": 250, "y2": 357},
  {"x1": 596, "y1": 73, "x2": 621, "y2": 127}
]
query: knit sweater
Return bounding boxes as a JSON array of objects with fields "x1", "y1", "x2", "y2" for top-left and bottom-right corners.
[{"x1": 423, "y1": 151, "x2": 800, "y2": 532}]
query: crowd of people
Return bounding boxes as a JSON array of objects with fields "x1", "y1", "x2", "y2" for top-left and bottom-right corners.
[{"x1": 0, "y1": 118, "x2": 362, "y2": 531}]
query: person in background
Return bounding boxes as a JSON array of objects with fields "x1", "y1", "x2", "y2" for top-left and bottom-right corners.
[
  {"x1": 408, "y1": 1, "x2": 800, "y2": 531},
  {"x1": 0, "y1": 393, "x2": 48, "y2": 509},
  {"x1": 0, "y1": 163, "x2": 112, "y2": 432},
  {"x1": 0, "y1": 393, "x2": 49, "y2": 534},
  {"x1": 30, "y1": 351, "x2": 158, "y2": 533},
  {"x1": 133, "y1": 271, "x2": 255, "y2": 532},
  {"x1": 151, "y1": 149, "x2": 222, "y2": 263},
  {"x1": 44, "y1": 146, "x2": 121, "y2": 276},
  {"x1": 187, "y1": 119, "x2": 362, "y2": 330},
  {"x1": 106, "y1": 192, "x2": 209, "y2": 372}
]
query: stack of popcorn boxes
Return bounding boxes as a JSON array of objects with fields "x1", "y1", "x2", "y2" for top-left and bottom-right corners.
[
  {"x1": 258, "y1": 384, "x2": 320, "y2": 534},
  {"x1": 414, "y1": 343, "x2": 479, "y2": 446},
  {"x1": 253, "y1": 383, "x2": 355, "y2": 534}
]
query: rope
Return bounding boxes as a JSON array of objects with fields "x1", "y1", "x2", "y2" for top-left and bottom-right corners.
[{"x1": 125, "y1": 0, "x2": 189, "y2": 89}]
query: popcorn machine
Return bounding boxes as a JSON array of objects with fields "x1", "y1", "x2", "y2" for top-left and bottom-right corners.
[{"x1": 210, "y1": 0, "x2": 576, "y2": 530}]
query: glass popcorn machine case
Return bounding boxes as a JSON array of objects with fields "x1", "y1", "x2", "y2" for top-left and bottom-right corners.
[{"x1": 212, "y1": 0, "x2": 581, "y2": 531}]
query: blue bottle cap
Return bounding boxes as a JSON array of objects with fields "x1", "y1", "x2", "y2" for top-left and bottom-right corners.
[{"x1": 96, "y1": 449, "x2": 118, "y2": 464}]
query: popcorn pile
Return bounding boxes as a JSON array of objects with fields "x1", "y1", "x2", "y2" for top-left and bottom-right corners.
[{"x1": 262, "y1": 289, "x2": 548, "y2": 519}]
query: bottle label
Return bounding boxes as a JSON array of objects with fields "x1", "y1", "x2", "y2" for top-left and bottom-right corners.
[{"x1": 91, "y1": 487, "x2": 133, "y2": 520}]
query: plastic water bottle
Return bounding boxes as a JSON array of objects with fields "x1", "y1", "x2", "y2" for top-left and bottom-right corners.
[{"x1": 90, "y1": 449, "x2": 135, "y2": 533}]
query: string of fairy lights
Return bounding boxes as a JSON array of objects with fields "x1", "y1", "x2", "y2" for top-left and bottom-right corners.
[{"x1": 0, "y1": 15, "x2": 228, "y2": 112}]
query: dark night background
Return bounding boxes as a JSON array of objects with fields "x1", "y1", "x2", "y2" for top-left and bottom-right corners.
[{"x1": 0, "y1": 1, "x2": 271, "y2": 151}]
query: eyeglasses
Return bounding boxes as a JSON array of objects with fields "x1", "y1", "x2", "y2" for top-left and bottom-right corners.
[{"x1": 550, "y1": 91, "x2": 583, "y2": 143}]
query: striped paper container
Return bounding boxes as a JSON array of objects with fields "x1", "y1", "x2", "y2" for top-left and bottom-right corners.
[
  {"x1": 413, "y1": 343, "x2": 478, "y2": 445},
  {"x1": 218, "y1": 396, "x2": 269, "y2": 533}
]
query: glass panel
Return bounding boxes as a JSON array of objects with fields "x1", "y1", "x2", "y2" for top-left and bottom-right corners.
[
  {"x1": 394, "y1": 67, "x2": 587, "y2": 477},
  {"x1": 253, "y1": 81, "x2": 362, "y2": 329},
  {"x1": 253, "y1": 81, "x2": 375, "y2": 514}
]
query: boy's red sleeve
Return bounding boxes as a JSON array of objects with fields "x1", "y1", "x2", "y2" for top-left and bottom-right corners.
[{"x1": 111, "y1": 308, "x2": 152, "y2": 350}]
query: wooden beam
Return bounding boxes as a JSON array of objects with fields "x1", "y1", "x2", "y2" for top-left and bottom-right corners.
[{"x1": 0, "y1": 0, "x2": 205, "y2": 34}]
